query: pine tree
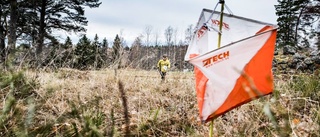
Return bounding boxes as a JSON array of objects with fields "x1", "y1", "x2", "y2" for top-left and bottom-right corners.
[
  {"x1": 276, "y1": 0, "x2": 319, "y2": 48},
  {"x1": 32, "y1": 0, "x2": 101, "y2": 54},
  {"x1": 101, "y1": 37, "x2": 108, "y2": 48},
  {"x1": 63, "y1": 36, "x2": 73, "y2": 49},
  {"x1": 74, "y1": 35, "x2": 95, "y2": 69},
  {"x1": 112, "y1": 34, "x2": 122, "y2": 62},
  {"x1": 92, "y1": 34, "x2": 101, "y2": 68},
  {"x1": 92, "y1": 34, "x2": 100, "y2": 48},
  {"x1": 276, "y1": 0, "x2": 298, "y2": 47},
  {"x1": 100, "y1": 37, "x2": 109, "y2": 67}
]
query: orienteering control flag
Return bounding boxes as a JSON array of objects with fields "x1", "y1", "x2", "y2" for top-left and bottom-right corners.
[{"x1": 185, "y1": 9, "x2": 277, "y2": 122}]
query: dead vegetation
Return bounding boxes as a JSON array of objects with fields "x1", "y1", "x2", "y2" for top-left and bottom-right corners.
[{"x1": 0, "y1": 68, "x2": 319, "y2": 136}]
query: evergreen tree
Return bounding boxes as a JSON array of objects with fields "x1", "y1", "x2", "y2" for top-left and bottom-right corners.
[
  {"x1": 92, "y1": 34, "x2": 101, "y2": 68},
  {"x1": 63, "y1": 36, "x2": 73, "y2": 49},
  {"x1": 92, "y1": 34, "x2": 100, "y2": 48},
  {"x1": 101, "y1": 37, "x2": 108, "y2": 48},
  {"x1": 112, "y1": 34, "x2": 122, "y2": 62},
  {"x1": 30, "y1": 0, "x2": 101, "y2": 54},
  {"x1": 0, "y1": 0, "x2": 102, "y2": 62},
  {"x1": 276, "y1": 0, "x2": 299, "y2": 47},
  {"x1": 99, "y1": 37, "x2": 109, "y2": 67},
  {"x1": 74, "y1": 35, "x2": 95, "y2": 69},
  {"x1": 276, "y1": 0, "x2": 320, "y2": 48},
  {"x1": 55, "y1": 36, "x2": 74, "y2": 68}
]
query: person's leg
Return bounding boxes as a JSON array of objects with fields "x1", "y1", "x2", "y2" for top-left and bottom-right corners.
[
  {"x1": 162, "y1": 72, "x2": 166, "y2": 81},
  {"x1": 161, "y1": 72, "x2": 164, "y2": 80}
]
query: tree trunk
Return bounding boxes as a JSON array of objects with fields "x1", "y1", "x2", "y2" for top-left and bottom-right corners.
[
  {"x1": 0, "y1": 26, "x2": 5, "y2": 62},
  {"x1": 36, "y1": 0, "x2": 46, "y2": 55},
  {"x1": 295, "y1": 4, "x2": 307, "y2": 45},
  {"x1": 8, "y1": 0, "x2": 17, "y2": 52},
  {"x1": 0, "y1": 10, "x2": 6, "y2": 62}
]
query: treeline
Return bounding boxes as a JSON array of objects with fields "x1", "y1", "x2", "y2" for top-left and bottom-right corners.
[
  {"x1": 1, "y1": 0, "x2": 320, "y2": 71},
  {"x1": 0, "y1": 0, "x2": 195, "y2": 70},
  {"x1": 0, "y1": 0, "x2": 101, "y2": 64},
  {"x1": 12, "y1": 33, "x2": 192, "y2": 70}
]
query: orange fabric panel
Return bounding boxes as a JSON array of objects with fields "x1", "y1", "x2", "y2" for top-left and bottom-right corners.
[
  {"x1": 194, "y1": 67, "x2": 208, "y2": 120},
  {"x1": 205, "y1": 29, "x2": 277, "y2": 122},
  {"x1": 190, "y1": 54, "x2": 208, "y2": 120}
]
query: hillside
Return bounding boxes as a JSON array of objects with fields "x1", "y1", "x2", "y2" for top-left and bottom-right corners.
[{"x1": 0, "y1": 68, "x2": 319, "y2": 136}]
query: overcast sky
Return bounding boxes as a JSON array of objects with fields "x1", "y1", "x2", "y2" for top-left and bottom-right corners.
[{"x1": 62, "y1": 0, "x2": 279, "y2": 46}]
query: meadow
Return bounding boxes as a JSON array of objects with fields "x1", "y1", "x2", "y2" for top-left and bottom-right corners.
[{"x1": 0, "y1": 68, "x2": 319, "y2": 136}]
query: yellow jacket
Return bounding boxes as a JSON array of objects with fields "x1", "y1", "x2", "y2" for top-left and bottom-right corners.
[{"x1": 157, "y1": 59, "x2": 170, "y2": 72}]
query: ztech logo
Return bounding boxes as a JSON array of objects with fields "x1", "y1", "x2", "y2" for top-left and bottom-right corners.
[{"x1": 203, "y1": 51, "x2": 230, "y2": 68}]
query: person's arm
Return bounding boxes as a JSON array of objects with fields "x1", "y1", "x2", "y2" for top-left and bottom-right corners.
[
  {"x1": 157, "y1": 60, "x2": 161, "y2": 69},
  {"x1": 168, "y1": 60, "x2": 171, "y2": 69}
]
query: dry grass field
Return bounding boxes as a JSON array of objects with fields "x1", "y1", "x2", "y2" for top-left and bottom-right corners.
[{"x1": 0, "y1": 68, "x2": 319, "y2": 136}]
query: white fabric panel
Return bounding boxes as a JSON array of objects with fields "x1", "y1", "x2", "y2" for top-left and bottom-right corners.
[
  {"x1": 185, "y1": 9, "x2": 274, "y2": 61},
  {"x1": 189, "y1": 32, "x2": 272, "y2": 121}
]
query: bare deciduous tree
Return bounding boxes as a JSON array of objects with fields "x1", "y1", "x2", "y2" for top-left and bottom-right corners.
[
  {"x1": 153, "y1": 29, "x2": 160, "y2": 46},
  {"x1": 173, "y1": 27, "x2": 178, "y2": 46},
  {"x1": 164, "y1": 26, "x2": 173, "y2": 46},
  {"x1": 129, "y1": 35, "x2": 143, "y2": 68},
  {"x1": 173, "y1": 27, "x2": 178, "y2": 63},
  {"x1": 153, "y1": 29, "x2": 162, "y2": 59},
  {"x1": 143, "y1": 25, "x2": 153, "y2": 68},
  {"x1": 164, "y1": 26, "x2": 173, "y2": 57},
  {"x1": 144, "y1": 25, "x2": 153, "y2": 47},
  {"x1": 185, "y1": 24, "x2": 193, "y2": 44}
]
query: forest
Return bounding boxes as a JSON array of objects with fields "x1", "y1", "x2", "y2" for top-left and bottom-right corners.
[{"x1": 0, "y1": 0, "x2": 319, "y2": 136}]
